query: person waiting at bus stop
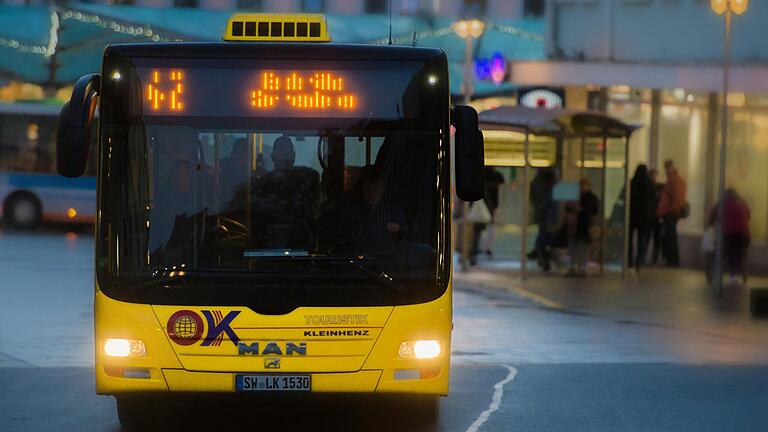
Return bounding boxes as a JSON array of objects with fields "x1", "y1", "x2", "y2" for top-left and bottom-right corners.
[
  {"x1": 656, "y1": 159, "x2": 687, "y2": 267},
  {"x1": 628, "y1": 164, "x2": 656, "y2": 272},
  {"x1": 565, "y1": 178, "x2": 599, "y2": 277},
  {"x1": 530, "y1": 168, "x2": 558, "y2": 272},
  {"x1": 708, "y1": 188, "x2": 751, "y2": 285},
  {"x1": 468, "y1": 166, "x2": 505, "y2": 265}
]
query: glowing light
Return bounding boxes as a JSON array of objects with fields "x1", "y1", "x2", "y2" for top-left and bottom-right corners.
[
  {"x1": 111, "y1": 71, "x2": 121, "y2": 80},
  {"x1": 453, "y1": 19, "x2": 485, "y2": 39},
  {"x1": 250, "y1": 71, "x2": 358, "y2": 111},
  {"x1": 45, "y1": 10, "x2": 59, "y2": 58},
  {"x1": 104, "y1": 338, "x2": 146, "y2": 357},
  {"x1": 712, "y1": 0, "x2": 748, "y2": 15},
  {"x1": 427, "y1": 74, "x2": 438, "y2": 85},
  {"x1": 490, "y1": 52, "x2": 506, "y2": 85},
  {"x1": 399, "y1": 340, "x2": 442, "y2": 359},
  {"x1": 147, "y1": 69, "x2": 185, "y2": 112},
  {"x1": 732, "y1": 0, "x2": 749, "y2": 14},
  {"x1": 519, "y1": 89, "x2": 564, "y2": 109},
  {"x1": 67, "y1": 208, "x2": 77, "y2": 219}
]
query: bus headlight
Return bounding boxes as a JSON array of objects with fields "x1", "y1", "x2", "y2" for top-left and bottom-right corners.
[
  {"x1": 399, "y1": 340, "x2": 441, "y2": 359},
  {"x1": 104, "y1": 338, "x2": 146, "y2": 357}
]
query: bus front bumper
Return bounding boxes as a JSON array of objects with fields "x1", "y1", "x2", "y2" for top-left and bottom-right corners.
[{"x1": 96, "y1": 366, "x2": 449, "y2": 395}]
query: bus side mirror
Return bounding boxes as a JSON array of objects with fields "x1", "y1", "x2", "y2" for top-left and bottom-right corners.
[
  {"x1": 452, "y1": 105, "x2": 485, "y2": 202},
  {"x1": 57, "y1": 73, "x2": 100, "y2": 178}
]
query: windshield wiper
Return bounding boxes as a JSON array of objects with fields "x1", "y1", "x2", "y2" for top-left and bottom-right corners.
[
  {"x1": 311, "y1": 257, "x2": 408, "y2": 294},
  {"x1": 134, "y1": 258, "x2": 408, "y2": 294},
  {"x1": 345, "y1": 261, "x2": 408, "y2": 294},
  {"x1": 134, "y1": 269, "x2": 291, "y2": 291},
  {"x1": 249, "y1": 255, "x2": 408, "y2": 293}
]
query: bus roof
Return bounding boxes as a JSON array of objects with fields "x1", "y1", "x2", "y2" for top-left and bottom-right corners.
[{"x1": 104, "y1": 42, "x2": 445, "y2": 62}]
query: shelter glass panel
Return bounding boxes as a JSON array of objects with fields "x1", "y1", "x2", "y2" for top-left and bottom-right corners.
[
  {"x1": 657, "y1": 103, "x2": 709, "y2": 235},
  {"x1": 725, "y1": 108, "x2": 768, "y2": 246}
]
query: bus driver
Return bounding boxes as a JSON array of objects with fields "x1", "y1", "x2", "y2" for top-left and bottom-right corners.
[{"x1": 251, "y1": 136, "x2": 320, "y2": 251}]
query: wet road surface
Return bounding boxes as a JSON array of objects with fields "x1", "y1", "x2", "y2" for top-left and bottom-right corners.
[{"x1": 2, "y1": 230, "x2": 768, "y2": 431}]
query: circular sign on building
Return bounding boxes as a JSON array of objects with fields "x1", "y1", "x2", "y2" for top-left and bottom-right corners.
[{"x1": 518, "y1": 87, "x2": 565, "y2": 109}]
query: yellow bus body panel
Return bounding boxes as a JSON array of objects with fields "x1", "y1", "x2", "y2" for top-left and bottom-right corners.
[{"x1": 95, "y1": 281, "x2": 451, "y2": 396}]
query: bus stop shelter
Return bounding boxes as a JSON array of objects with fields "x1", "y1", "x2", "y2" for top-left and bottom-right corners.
[{"x1": 477, "y1": 105, "x2": 639, "y2": 278}]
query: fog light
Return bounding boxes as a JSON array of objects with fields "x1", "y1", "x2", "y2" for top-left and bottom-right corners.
[
  {"x1": 399, "y1": 340, "x2": 441, "y2": 359},
  {"x1": 104, "y1": 338, "x2": 146, "y2": 357},
  {"x1": 104, "y1": 366, "x2": 151, "y2": 379}
]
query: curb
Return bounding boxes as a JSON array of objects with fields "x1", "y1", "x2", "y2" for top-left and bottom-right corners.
[
  {"x1": 0, "y1": 352, "x2": 34, "y2": 368},
  {"x1": 453, "y1": 272, "x2": 566, "y2": 311}
]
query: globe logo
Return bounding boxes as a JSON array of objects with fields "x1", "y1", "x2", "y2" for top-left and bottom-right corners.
[
  {"x1": 167, "y1": 310, "x2": 204, "y2": 345},
  {"x1": 173, "y1": 316, "x2": 198, "y2": 339}
]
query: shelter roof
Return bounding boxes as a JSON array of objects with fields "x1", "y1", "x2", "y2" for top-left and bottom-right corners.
[{"x1": 478, "y1": 105, "x2": 638, "y2": 138}]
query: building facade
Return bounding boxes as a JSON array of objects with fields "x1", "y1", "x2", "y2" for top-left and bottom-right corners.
[
  {"x1": 500, "y1": 0, "x2": 768, "y2": 269},
  {"x1": 1, "y1": 0, "x2": 540, "y2": 18}
]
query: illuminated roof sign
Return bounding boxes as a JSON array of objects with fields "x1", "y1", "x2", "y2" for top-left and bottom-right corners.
[{"x1": 223, "y1": 13, "x2": 331, "y2": 43}]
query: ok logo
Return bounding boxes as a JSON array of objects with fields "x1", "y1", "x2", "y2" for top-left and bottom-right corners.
[{"x1": 201, "y1": 310, "x2": 241, "y2": 347}]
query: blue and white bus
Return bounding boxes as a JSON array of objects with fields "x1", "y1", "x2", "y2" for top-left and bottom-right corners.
[{"x1": 0, "y1": 102, "x2": 96, "y2": 228}]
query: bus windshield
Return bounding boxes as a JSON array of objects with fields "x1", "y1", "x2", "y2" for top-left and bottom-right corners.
[{"x1": 97, "y1": 53, "x2": 450, "y2": 311}]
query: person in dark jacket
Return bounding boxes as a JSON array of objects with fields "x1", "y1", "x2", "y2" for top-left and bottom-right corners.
[
  {"x1": 529, "y1": 168, "x2": 557, "y2": 270},
  {"x1": 566, "y1": 178, "x2": 599, "y2": 277},
  {"x1": 628, "y1": 164, "x2": 655, "y2": 271},
  {"x1": 470, "y1": 166, "x2": 505, "y2": 263}
]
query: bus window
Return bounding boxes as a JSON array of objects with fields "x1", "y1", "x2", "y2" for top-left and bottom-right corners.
[
  {"x1": 0, "y1": 117, "x2": 40, "y2": 172},
  {"x1": 103, "y1": 126, "x2": 443, "y2": 307},
  {"x1": 0, "y1": 113, "x2": 83, "y2": 175},
  {"x1": 96, "y1": 51, "x2": 450, "y2": 308},
  {"x1": 344, "y1": 136, "x2": 384, "y2": 191}
]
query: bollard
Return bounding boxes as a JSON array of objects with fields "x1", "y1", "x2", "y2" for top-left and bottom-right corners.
[{"x1": 750, "y1": 287, "x2": 768, "y2": 318}]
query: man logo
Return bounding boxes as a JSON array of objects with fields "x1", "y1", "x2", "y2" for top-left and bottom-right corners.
[
  {"x1": 238, "y1": 342, "x2": 307, "y2": 356},
  {"x1": 166, "y1": 310, "x2": 241, "y2": 346},
  {"x1": 264, "y1": 358, "x2": 281, "y2": 369}
]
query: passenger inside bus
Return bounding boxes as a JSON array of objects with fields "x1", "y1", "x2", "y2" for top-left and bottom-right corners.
[
  {"x1": 249, "y1": 136, "x2": 321, "y2": 251},
  {"x1": 149, "y1": 133, "x2": 213, "y2": 262},
  {"x1": 336, "y1": 165, "x2": 407, "y2": 256},
  {"x1": 146, "y1": 128, "x2": 438, "y2": 287}
]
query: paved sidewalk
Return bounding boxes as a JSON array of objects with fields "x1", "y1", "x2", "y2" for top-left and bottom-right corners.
[{"x1": 454, "y1": 260, "x2": 768, "y2": 344}]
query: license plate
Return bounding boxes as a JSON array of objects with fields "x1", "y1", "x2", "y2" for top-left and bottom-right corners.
[{"x1": 235, "y1": 374, "x2": 311, "y2": 392}]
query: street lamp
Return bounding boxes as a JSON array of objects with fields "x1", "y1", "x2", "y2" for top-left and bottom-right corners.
[
  {"x1": 453, "y1": 19, "x2": 485, "y2": 270},
  {"x1": 711, "y1": 0, "x2": 748, "y2": 15},
  {"x1": 711, "y1": 0, "x2": 748, "y2": 294},
  {"x1": 453, "y1": 19, "x2": 485, "y2": 104}
]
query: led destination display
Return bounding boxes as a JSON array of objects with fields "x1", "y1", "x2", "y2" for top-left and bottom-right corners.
[{"x1": 134, "y1": 60, "x2": 433, "y2": 119}]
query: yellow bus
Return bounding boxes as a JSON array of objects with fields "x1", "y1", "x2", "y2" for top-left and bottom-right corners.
[{"x1": 56, "y1": 13, "x2": 484, "y2": 427}]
